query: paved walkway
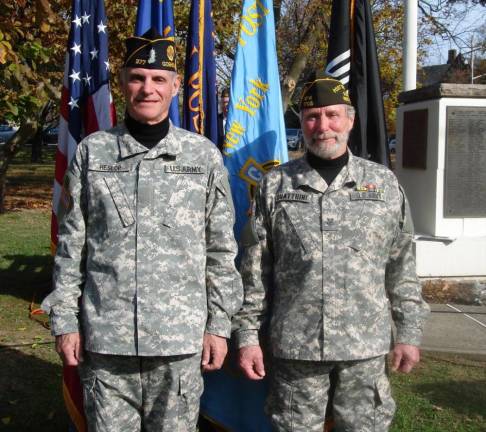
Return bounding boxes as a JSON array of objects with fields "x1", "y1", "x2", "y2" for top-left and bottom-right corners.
[{"x1": 421, "y1": 303, "x2": 486, "y2": 356}]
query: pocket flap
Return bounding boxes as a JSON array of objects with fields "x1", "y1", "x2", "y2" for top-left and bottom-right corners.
[
  {"x1": 280, "y1": 203, "x2": 318, "y2": 254},
  {"x1": 104, "y1": 177, "x2": 135, "y2": 227}
]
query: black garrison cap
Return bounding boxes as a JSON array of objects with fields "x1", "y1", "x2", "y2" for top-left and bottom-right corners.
[
  {"x1": 124, "y1": 27, "x2": 177, "y2": 71},
  {"x1": 300, "y1": 72, "x2": 352, "y2": 109}
]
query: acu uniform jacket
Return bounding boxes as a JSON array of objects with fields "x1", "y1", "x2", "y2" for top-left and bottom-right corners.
[
  {"x1": 234, "y1": 152, "x2": 429, "y2": 361},
  {"x1": 42, "y1": 123, "x2": 243, "y2": 357}
]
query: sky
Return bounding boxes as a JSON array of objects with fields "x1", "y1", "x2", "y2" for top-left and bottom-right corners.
[{"x1": 421, "y1": 3, "x2": 486, "y2": 66}]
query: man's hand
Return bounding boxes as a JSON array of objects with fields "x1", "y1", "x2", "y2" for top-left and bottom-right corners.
[
  {"x1": 391, "y1": 343, "x2": 420, "y2": 373},
  {"x1": 201, "y1": 333, "x2": 228, "y2": 372},
  {"x1": 238, "y1": 345, "x2": 265, "y2": 380},
  {"x1": 55, "y1": 332, "x2": 84, "y2": 366}
]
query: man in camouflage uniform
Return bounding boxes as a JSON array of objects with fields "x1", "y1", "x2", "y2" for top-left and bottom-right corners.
[
  {"x1": 41, "y1": 29, "x2": 243, "y2": 431},
  {"x1": 234, "y1": 74, "x2": 429, "y2": 431}
]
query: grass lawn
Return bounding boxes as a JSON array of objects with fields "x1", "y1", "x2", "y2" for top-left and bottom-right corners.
[
  {"x1": 0, "y1": 147, "x2": 66, "y2": 431},
  {"x1": 0, "y1": 147, "x2": 485, "y2": 431},
  {"x1": 0, "y1": 208, "x2": 66, "y2": 431},
  {"x1": 391, "y1": 353, "x2": 486, "y2": 431}
]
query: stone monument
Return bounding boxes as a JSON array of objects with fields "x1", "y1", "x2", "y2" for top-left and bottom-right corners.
[{"x1": 395, "y1": 84, "x2": 486, "y2": 301}]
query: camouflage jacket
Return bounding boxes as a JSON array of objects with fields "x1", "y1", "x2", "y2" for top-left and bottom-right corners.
[
  {"x1": 233, "y1": 152, "x2": 429, "y2": 361},
  {"x1": 42, "y1": 123, "x2": 243, "y2": 356}
]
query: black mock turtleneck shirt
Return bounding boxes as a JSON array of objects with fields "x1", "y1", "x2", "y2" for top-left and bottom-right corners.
[
  {"x1": 306, "y1": 150, "x2": 349, "y2": 186},
  {"x1": 125, "y1": 114, "x2": 170, "y2": 150}
]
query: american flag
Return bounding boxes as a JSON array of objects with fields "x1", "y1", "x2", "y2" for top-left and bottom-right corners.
[
  {"x1": 50, "y1": 1, "x2": 115, "y2": 430},
  {"x1": 51, "y1": 0, "x2": 116, "y2": 253}
]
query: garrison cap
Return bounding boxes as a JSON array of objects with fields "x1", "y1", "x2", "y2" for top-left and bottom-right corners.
[
  {"x1": 124, "y1": 27, "x2": 177, "y2": 71},
  {"x1": 300, "y1": 72, "x2": 352, "y2": 109}
]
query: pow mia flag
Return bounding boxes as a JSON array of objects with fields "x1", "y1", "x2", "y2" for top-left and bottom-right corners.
[{"x1": 325, "y1": 0, "x2": 389, "y2": 166}]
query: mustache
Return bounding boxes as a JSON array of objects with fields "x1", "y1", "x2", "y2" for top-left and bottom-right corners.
[{"x1": 312, "y1": 133, "x2": 337, "y2": 141}]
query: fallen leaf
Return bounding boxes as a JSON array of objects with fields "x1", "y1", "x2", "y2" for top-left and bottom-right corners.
[
  {"x1": 1, "y1": 417, "x2": 11, "y2": 425},
  {"x1": 17, "y1": 327, "x2": 26, "y2": 331}
]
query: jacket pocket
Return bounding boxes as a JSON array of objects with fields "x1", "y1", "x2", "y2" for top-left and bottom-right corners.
[
  {"x1": 103, "y1": 177, "x2": 135, "y2": 227},
  {"x1": 178, "y1": 362, "x2": 203, "y2": 429},
  {"x1": 373, "y1": 373, "x2": 396, "y2": 429},
  {"x1": 267, "y1": 373, "x2": 295, "y2": 431},
  {"x1": 274, "y1": 202, "x2": 318, "y2": 257}
]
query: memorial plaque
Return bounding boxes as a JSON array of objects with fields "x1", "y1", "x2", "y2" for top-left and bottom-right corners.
[
  {"x1": 444, "y1": 106, "x2": 486, "y2": 218},
  {"x1": 402, "y1": 109, "x2": 428, "y2": 169}
]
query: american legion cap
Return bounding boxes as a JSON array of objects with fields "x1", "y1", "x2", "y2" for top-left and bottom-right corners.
[
  {"x1": 300, "y1": 72, "x2": 352, "y2": 109},
  {"x1": 124, "y1": 27, "x2": 176, "y2": 71}
]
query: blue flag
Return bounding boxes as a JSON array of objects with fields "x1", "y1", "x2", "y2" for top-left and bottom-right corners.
[
  {"x1": 222, "y1": 0, "x2": 288, "y2": 241},
  {"x1": 135, "y1": 0, "x2": 180, "y2": 126},
  {"x1": 182, "y1": 0, "x2": 218, "y2": 145},
  {"x1": 200, "y1": 0, "x2": 286, "y2": 430}
]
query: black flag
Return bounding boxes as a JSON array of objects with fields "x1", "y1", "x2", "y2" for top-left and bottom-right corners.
[
  {"x1": 326, "y1": 0, "x2": 389, "y2": 166},
  {"x1": 325, "y1": 0, "x2": 351, "y2": 85}
]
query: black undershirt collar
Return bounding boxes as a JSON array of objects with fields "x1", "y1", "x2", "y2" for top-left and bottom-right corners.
[
  {"x1": 306, "y1": 150, "x2": 349, "y2": 186},
  {"x1": 125, "y1": 113, "x2": 170, "y2": 150}
]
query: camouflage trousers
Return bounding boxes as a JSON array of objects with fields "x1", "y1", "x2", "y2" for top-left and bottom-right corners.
[
  {"x1": 78, "y1": 351, "x2": 203, "y2": 432},
  {"x1": 266, "y1": 355, "x2": 395, "y2": 432}
]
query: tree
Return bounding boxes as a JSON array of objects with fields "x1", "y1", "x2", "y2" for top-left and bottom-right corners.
[
  {"x1": 0, "y1": 0, "x2": 66, "y2": 212},
  {"x1": 275, "y1": 0, "x2": 484, "y2": 132},
  {"x1": 277, "y1": 0, "x2": 332, "y2": 112},
  {"x1": 275, "y1": 0, "x2": 415, "y2": 129},
  {"x1": 0, "y1": 0, "x2": 483, "y2": 211}
]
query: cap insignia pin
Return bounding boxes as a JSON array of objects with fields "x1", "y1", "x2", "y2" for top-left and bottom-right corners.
[{"x1": 148, "y1": 48, "x2": 156, "y2": 64}]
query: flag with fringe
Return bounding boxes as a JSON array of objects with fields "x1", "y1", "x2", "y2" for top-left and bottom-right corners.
[{"x1": 51, "y1": 0, "x2": 116, "y2": 430}]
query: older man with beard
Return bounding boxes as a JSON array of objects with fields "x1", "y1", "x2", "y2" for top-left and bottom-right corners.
[{"x1": 233, "y1": 74, "x2": 429, "y2": 431}]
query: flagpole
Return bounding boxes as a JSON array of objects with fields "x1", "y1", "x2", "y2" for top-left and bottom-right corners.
[{"x1": 404, "y1": 0, "x2": 418, "y2": 90}]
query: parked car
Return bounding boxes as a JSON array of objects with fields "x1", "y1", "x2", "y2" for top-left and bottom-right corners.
[
  {"x1": 0, "y1": 124, "x2": 18, "y2": 145},
  {"x1": 42, "y1": 126, "x2": 59, "y2": 145},
  {"x1": 26, "y1": 125, "x2": 59, "y2": 146},
  {"x1": 286, "y1": 128, "x2": 303, "y2": 151},
  {"x1": 388, "y1": 137, "x2": 396, "y2": 154}
]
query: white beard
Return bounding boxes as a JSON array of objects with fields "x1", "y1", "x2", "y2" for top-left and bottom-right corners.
[{"x1": 304, "y1": 131, "x2": 349, "y2": 159}]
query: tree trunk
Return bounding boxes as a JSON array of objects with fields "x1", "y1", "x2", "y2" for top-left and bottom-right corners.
[
  {"x1": 31, "y1": 129, "x2": 43, "y2": 163},
  {"x1": 274, "y1": 0, "x2": 282, "y2": 30},
  {"x1": 281, "y1": 5, "x2": 330, "y2": 112},
  {"x1": 30, "y1": 101, "x2": 55, "y2": 163},
  {"x1": 281, "y1": 26, "x2": 319, "y2": 112},
  {"x1": 0, "y1": 120, "x2": 37, "y2": 213}
]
